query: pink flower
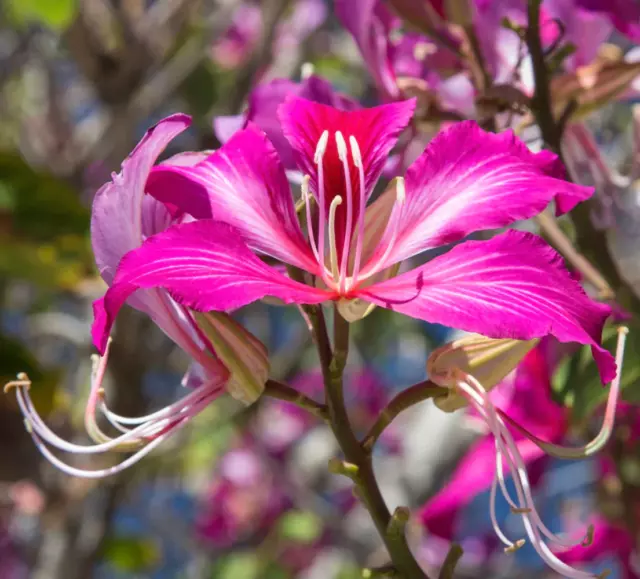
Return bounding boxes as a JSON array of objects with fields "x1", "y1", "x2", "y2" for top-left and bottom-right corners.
[
  {"x1": 4, "y1": 116, "x2": 270, "y2": 478},
  {"x1": 92, "y1": 100, "x2": 615, "y2": 388},
  {"x1": 421, "y1": 330, "x2": 630, "y2": 578},
  {"x1": 335, "y1": 0, "x2": 468, "y2": 111}
]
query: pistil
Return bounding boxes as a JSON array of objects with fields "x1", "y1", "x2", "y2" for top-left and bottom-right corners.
[{"x1": 328, "y1": 196, "x2": 343, "y2": 283}]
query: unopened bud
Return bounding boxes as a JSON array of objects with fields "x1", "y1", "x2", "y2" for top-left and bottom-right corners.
[
  {"x1": 194, "y1": 312, "x2": 269, "y2": 405},
  {"x1": 428, "y1": 334, "x2": 538, "y2": 412}
]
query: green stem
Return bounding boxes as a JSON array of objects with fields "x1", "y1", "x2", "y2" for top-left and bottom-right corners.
[
  {"x1": 437, "y1": 544, "x2": 464, "y2": 579},
  {"x1": 318, "y1": 307, "x2": 428, "y2": 579},
  {"x1": 362, "y1": 381, "x2": 448, "y2": 453},
  {"x1": 263, "y1": 379, "x2": 329, "y2": 422},
  {"x1": 526, "y1": 0, "x2": 560, "y2": 151}
]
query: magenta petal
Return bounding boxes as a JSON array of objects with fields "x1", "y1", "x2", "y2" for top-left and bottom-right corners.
[
  {"x1": 92, "y1": 220, "x2": 331, "y2": 354},
  {"x1": 368, "y1": 121, "x2": 593, "y2": 270},
  {"x1": 278, "y1": 96, "x2": 415, "y2": 258},
  {"x1": 216, "y1": 77, "x2": 358, "y2": 170},
  {"x1": 91, "y1": 114, "x2": 191, "y2": 285},
  {"x1": 279, "y1": 97, "x2": 415, "y2": 202},
  {"x1": 147, "y1": 125, "x2": 318, "y2": 273},
  {"x1": 360, "y1": 230, "x2": 615, "y2": 383},
  {"x1": 419, "y1": 437, "x2": 547, "y2": 538}
]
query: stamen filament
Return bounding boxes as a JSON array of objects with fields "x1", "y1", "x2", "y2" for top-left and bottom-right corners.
[
  {"x1": 315, "y1": 131, "x2": 329, "y2": 279},
  {"x1": 4, "y1": 342, "x2": 225, "y2": 479},
  {"x1": 336, "y1": 131, "x2": 353, "y2": 293},
  {"x1": 499, "y1": 326, "x2": 628, "y2": 460},
  {"x1": 454, "y1": 375, "x2": 606, "y2": 578},
  {"x1": 349, "y1": 135, "x2": 367, "y2": 292},
  {"x1": 328, "y1": 196, "x2": 343, "y2": 283},
  {"x1": 302, "y1": 175, "x2": 320, "y2": 262}
]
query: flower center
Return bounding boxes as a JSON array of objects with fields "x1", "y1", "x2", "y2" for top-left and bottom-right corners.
[{"x1": 304, "y1": 131, "x2": 404, "y2": 294}]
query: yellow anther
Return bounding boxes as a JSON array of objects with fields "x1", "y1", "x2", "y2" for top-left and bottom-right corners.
[
  {"x1": 504, "y1": 539, "x2": 526, "y2": 554},
  {"x1": 4, "y1": 373, "x2": 31, "y2": 393},
  {"x1": 511, "y1": 507, "x2": 532, "y2": 514}
]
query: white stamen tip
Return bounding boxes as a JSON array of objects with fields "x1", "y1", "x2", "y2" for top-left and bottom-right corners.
[
  {"x1": 349, "y1": 136, "x2": 362, "y2": 168},
  {"x1": 396, "y1": 177, "x2": 406, "y2": 203},
  {"x1": 335, "y1": 131, "x2": 348, "y2": 162},
  {"x1": 314, "y1": 131, "x2": 329, "y2": 164},
  {"x1": 301, "y1": 62, "x2": 314, "y2": 80}
]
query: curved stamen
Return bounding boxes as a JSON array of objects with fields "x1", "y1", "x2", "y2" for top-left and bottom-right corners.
[
  {"x1": 490, "y1": 472, "x2": 526, "y2": 552},
  {"x1": 455, "y1": 376, "x2": 605, "y2": 577},
  {"x1": 4, "y1": 343, "x2": 224, "y2": 479},
  {"x1": 358, "y1": 178, "x2": 406, "y2": 283},
  {"x1": 302, "y1": 175, "x2": 320, "y2": 262},
  {"x1": 328, "y1": 196, "x2": 343, "y2": 284},
  {"x1": 315, "y1": 131, "x2": 329, "y2": 274},
  {"x1": 465, "y1": 375, "x2": 595, "y2": 550},
  {"x1": 499, "y1": 326, "x2": 628, "y2": 460},
  {"x1": 349, "y1": 135, "x2": 367, "y2": 292},
  {"x1": 336, "y1": 131, "x2": 353, "y2": 293},
  {"x1": 24, "y1": 395, "x2": 213, "y2": 479}
]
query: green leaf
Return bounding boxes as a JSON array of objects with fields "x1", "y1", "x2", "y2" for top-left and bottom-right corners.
[
  {"x1": 102, "y1": 536, "x2": 160, "y2": 573},
  {"x1": 278, "y1": 510, "x2": 322, "y2": 544},
  {"x1": 553, "y1": 326, "x2": 640, "y2": 424},
  {"x1": 7, "y1": 0, "x2": 78, "y2": 31}
]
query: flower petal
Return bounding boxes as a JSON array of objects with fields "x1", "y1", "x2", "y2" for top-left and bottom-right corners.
[
  {"x1": 359, "y1": 230, "x2": 615, "y2": 383},
  {"x1": 366, "y1": 121, "x2": 593, "y2": 271},
  {"x1": 91, "y1": 113, "x2": 191, "y2": 285},
  {"x1": 278, "y1": 96, "x2": 415, "y2": 259},
  {"x1": 419, "y1": 437, "x2": 548, "y2": 539},
  {"x1": 147, "y1": 125, "x2": 318, "y2": 273},
  {"x1": 214, "y1": 77, "x2": 359, "y2": 170},
  {"x1": 92, "y1": 220, "x2": 331, "y2": 354}
]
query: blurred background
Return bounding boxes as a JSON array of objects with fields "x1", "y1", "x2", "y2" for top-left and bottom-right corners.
[{"x1": 0, "y1": 1, "x2": 638, "y2": 578}]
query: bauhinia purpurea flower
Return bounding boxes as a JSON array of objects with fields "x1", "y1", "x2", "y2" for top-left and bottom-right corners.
[
  {"x1": 4, "y1": 116, "x2": 270, "y2": 478},
  {"x1": 423, "y1": 331, "x2": 628, "y2": 579},
  {"x1": 92, "y1": 97, "x2": 615, "y2": 384},
  {"x1": 4, "y1": 99, "x2": 621, "y2": 500}
]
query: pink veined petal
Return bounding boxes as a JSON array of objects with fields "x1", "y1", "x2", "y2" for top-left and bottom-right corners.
[
  {"x1": 278, "y1": 96, "x2": 415, "y2": 260},
  {"x1": 147, "y1": 125, "x2": 318, "y2": 274},
  {"x1": 91, "y1": 113, "x2": 191, "y2": 285},
  {"x1": 92, "y1": 220, "x2": 332, "y2": 354},
  {"x1": 213, "y1": 76, "x2": 359, "y2": 170},
  {"x1": 359, "y1": 230, "x2": 615, "y2": 384},
  {"x1": 365, "y1": 121, "x2": 593, "y2": 272},
  {"x1": 89, "y1": 114, "x2": 224, "y2": 372}
]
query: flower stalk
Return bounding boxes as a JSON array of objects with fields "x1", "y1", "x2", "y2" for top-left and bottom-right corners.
[
  {"x1": 312, "y1": 306, "x2": 428, "y2": 579},
  {"x1": 362, "y1": 381, "x2": 448, "y2": 453}
]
